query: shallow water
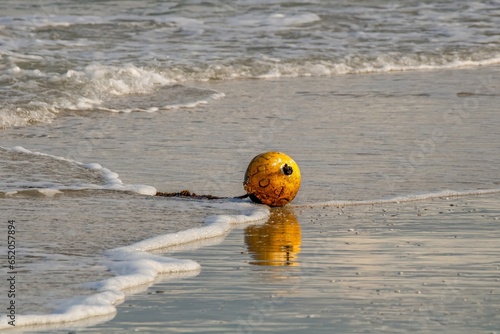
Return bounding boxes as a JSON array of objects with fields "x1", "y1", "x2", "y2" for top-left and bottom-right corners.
[
  {"x1": 2, "y1": 67, "x2": 500, "y2": 332},
  {"x1": 60, "y1": 196, "x2": 500, "y2": 333},
  {"x1": 2, "y1": 0, "x2": 500, "y2": 128},
  {"x1": 1, "y1": 1, "x2": 500, "y2": 332}
]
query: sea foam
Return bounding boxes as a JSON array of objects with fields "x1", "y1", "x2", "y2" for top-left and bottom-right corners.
[
  {"x1": 2, "y1": 145, "x2": 499, "y2": 330},
  {"x1": 0, "y1": 63, "x2": 225, "y2": 128},
  {"x1": 2, "y1": 55, "x2": 499, "y2": 129},
  {"x1": 296, "y1": 189, "x2": 500, "y2": 208},
  {"x1": 0, "y1": 146, "x2": 270, "y2": 330},
  {"x1": 1, "y1": 146, "x2": 157, "y2": 196},
  {"x1": 0, "y1": 202, "x2": 268, "y2": 330}
]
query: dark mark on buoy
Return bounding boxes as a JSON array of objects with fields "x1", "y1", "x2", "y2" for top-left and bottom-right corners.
[{"x1": 282, "y1": 164, "x2": 293, "y2": 176}]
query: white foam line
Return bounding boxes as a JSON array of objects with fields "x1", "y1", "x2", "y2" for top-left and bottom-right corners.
[
  {"x1": 0, "y1": 204, "x2": 268, "y2": 330},
  {"x1": 350, "y1": 57, "x2": 500, "y2": 75},
  {"x1": 2, "y1": 270, "x2": 203, "y2": 330},
  {"x1": 225, "y1": 55, "x2": 500, "y2": 80},
  {"x1": 1, "y1": 146, "x2": 157, "y2": 196},
  {"x1": 0, "y1": 150, "x2": 269, "y2": 331},
  {"x1": 36, "y1": 188, "x2": 62, "y2": 197},
  {"x1": 295, "y1": 189, "x2": 500, "y2": 208},
  {"x1": 89, "y1": 252, "x2": 201, "y2": 293},
  {"x1": 114, "y1": 205, "x2": 269, "y2": 254},
  {"x1": 4, "y1": 291, "x2": 123, "y2": 329}
]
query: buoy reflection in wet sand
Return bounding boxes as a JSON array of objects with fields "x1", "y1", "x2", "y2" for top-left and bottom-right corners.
[{"x1": 245, "y1": 207, "x2": 301, "y2": 266}]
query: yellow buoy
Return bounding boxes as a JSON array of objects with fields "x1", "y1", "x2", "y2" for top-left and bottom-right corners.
[{"x1": 243, "y1": 151, "x2": 301, "y2": 207}]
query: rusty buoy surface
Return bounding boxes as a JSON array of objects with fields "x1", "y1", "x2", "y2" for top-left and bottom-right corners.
[{"x1": 243, "y1": 151, "x2": 301, "y2": 207}]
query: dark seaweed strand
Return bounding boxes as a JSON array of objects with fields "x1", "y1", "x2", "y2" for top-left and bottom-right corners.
[{"x1": 156, "y1": 190, "x2": 249, "y2": 200}]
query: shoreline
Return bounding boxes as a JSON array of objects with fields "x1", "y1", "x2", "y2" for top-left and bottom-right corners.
[
  {"x1": 87, "y1": 193, "x2": 500, "y2": 334},
  {"x1": 1, "y1": 64, "x2": 499, "y2": 332}
]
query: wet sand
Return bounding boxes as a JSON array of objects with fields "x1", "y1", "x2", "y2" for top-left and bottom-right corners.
[
  {"x1": 82, "y1": 195, "x2": 500, "y2": 334},
  {"x1": 2, "y1": 65, "x2": 499, "y2": 333}
]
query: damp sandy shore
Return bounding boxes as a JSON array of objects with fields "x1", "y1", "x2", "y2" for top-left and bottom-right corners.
[
  {"x1": 62, "y1": 195, "x2": 500, "y2": 334},
  {"x1": 1, "y1": 65, "x2": 499, "y2": 333}
]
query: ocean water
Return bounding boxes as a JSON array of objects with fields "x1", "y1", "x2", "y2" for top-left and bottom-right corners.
[{"x1": 1, "y1": 0, "x2": 500, "y2": 332}]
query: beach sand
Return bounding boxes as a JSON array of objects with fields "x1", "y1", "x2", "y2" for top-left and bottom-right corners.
[
  {"x1": 81, "y1": 195, "x2": 500, "y2": 334},
  {"x1": 2, "y1": 65, "x2": 499, "y2": 333}
]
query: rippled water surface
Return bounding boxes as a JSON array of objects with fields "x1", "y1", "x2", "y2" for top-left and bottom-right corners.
[{"x1": 1, "y1": 1, "x2": 500, "y2": 332}]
